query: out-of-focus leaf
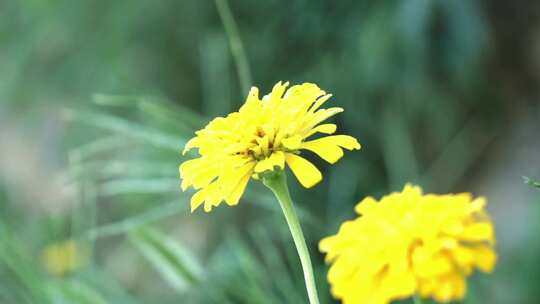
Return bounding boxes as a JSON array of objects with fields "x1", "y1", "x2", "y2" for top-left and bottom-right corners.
[
  {"x1": 137, "y1": 97, "x2": 205, "y2": 131},
  {"x1": 68, "y1": 160, "x2": 176, "y2": 180},
  {"x1": 381, "y1": 106, "x2": 419, "y2": 189},
  {"x1": 51, "y1": 280, "x2": 108, "y2": 304},
  {"x1": 0, "y1": 226, "x2": 51, "y2": 303},
  {"x1": 63, "y1": 109, "x2": 185, "y2": 151},
  {"x1": 68, "y1": 136, "x2": 130, "y2": 163},
  {"x1": 200, "y1": 32, "x2": 233, "y2": 117},
  {"x1": 83, "y1": 201, "x2": 186, "y2": 240},
  {"x1": 74, "y1": 269, "x2": 140, "y2": 304},
  {"x1": 100, "y1": 178, "x2": 180, "y2": 196},
  {"x1": 128, "y1": 226, "x2": 204, "y2": 292},
  {"x1": 249, "y1": 224, "x2": 305, "y2": 303},
  {"x1": 421, "y1": 119, "x2": 497, "y2": 192},
  {"x1": 523, "y1": 176, "x2": 540, "y2": 190},
  {"x1": 92, "y1": 94, "x2": 138, "y2": 107},
  {"x1": 216, "y1": 232, "x2": 278, "y2": 304}
]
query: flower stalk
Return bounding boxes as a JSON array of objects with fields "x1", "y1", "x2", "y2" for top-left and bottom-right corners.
[
  {"x1": 263, "y1": 171, "x2": 320, "y2": 304},
  {"x1": 414, "y1": 296, "x2": 426, "y2": 304}
]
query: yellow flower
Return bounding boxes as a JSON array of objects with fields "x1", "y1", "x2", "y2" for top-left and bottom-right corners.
[
  {"x1": 319, "y1": 184, "x2": 496, "y2": 304},
  {"x1": 41, "y1": 240, "x2": 86, "y2": 276},
  {"x1": 180, "y1": 81, "x2": 360, "y2": 212}
]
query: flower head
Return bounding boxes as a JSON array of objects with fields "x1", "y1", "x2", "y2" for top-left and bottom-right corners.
[
  {"x1": 180, "y1": 82, "x2": 360, "y2": 212},
  {"x1": 319, "y1": 184, "x2": 496, "y2": 304},
  {"x1": 41, "y1": 240, "x2": 87, "y2": 276}
]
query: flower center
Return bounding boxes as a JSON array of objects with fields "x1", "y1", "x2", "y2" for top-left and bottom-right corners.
[{"x1": 247, "y1": 127, "x2": 279, "y2": 161}]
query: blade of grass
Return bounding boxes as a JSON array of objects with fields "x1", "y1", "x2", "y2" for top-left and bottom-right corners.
[
  {"x1": 381, "y1": 106, "x2": 419, "y2": 189},
  {"x1": 421, "y1": 118, "x2": 497, "y2": 192},
  {"x1": 68, "y1": 160, "x2": 176, "y2": 180},
  {"x1": 63, "y1": 109, "x2": 185, "y2": 151},
  {"x1": 215, "y1": 0, "x2": 252, "y2": 94},
  {"x1": 200, "y1": 32, "x2": 233, "y2": 117},
  {"x1": 52, "y1": 280, "x2": 108, "y2": 304},
  {"x1": 76, "y1": 268, "x2": 141, "y2": 304},
  {"x1": 92, "y1": 94, "x2": 138, "y2": 107},
  {"x1": 249, "y1": 224, "x2": 304, "y2": 303},
  {"x1": 100, "y1": 178, "x2": 180, "y2": 196},
  {"x1": 68, "y1": 136, "x2": 130, "y2": 164},
  {"x1": 128, "y1": 227, "x2": 204, "y2": 292},
  {"x1": 82, "y1": 200, "x2": 186, "y2": 240},
  {"x1": 137, "y1": 97, "x2": 204, "y2": 131},
  {"x1": 0, "y1": 226, "x2": 51, "y2": 303},
  {"x1": 222, "y1": 232, "x2": 278, "y2": 304}
]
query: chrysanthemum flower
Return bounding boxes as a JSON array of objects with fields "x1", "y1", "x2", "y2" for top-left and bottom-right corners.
[
  {"x1": 180, "y1": 82, "x2": 360, "y2": 212},
  {"x1": 319, "y1": 184, "x2": 496, "y2": 304}
]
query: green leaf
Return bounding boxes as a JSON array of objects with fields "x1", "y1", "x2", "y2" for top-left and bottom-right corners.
[
  {"x1": 68, "y1": 160, "x2": 176, "y2": 180},
  {"x1": 68, "y1": 136, "x2": 129, "y2": 164},
  {"x1": 128, "y1": 226, "x2": 204, "y2": 292},
  {"x1": 63, "y1": 109, "x2": 185, "y2": 151},
  {"x1": 137, "y1": 97, "x2": 205, "y2": 131},
  {"x1": 51, "y1": 280, "x2": 108, "y2": 304},
  {"x1": 92, "y1": 94, "x2": 138, "y2": 107},
  {"x1": 83, "y1": 201, "x2": 186, "y2": 240},
  {"x1": 249, "y1": 224, "x2": 304, "y2": 303},
  {"x1": 100, "y1": 178, "x2": 180, "y2": 196},
  {"x1": 523, "y1": 176, "x2": 540, "y2": 190},
  {"x1": 0, "y1": 225, "x2": 51, "y2": 303}
]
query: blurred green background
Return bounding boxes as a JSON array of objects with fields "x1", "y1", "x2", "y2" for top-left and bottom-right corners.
[{"x1": 1, "y1": 1, "x2": 539, "y2": 303}]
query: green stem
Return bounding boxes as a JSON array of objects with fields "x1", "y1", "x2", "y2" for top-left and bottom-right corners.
[
  {"x1": 263, "y1": 172, "x2": 320, "y2": 304},
  {"x1": 215, "y1": 0, "x2": 252, "y2": 94},
  {"x1": 414, "y1": 296, "x2": 427, "y2": 304}
]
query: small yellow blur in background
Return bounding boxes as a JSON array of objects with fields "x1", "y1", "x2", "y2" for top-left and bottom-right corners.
[{"x1": 41, "y1": 240, "x2": 87, "y2": 276}]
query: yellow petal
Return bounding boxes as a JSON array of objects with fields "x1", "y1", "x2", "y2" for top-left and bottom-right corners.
[
  {"x1": 179, "y1": 158, "x2": 199, "y2": 178},
  {"x1": 461, "y1": 223, "x2": 494, "y2": 243},
  {"x1": 242, "y1": 87, "x2": 260, "y2": 107},
  {"x1": 402, "y1": 183, "x2": 423, "y2": 195},
  {"x1": 304, "y1": 123, "x2": 336, "y2": 138},
  {"x1": 472, "y1": 245, "x2": 496, "y2": 272},
  {"x1": 255, "y1": 135, "x2": 270, "y2": 155},
  {"x1": 309, "y1": 94, "x2": 332, "y2": 114},
  {"x1": 190, "y1": 188, "x2": 207, "y2": 212},
  {"x1": 470, "y1": 197, "x2": 487, "y2": 212},
  {"x1": 282, "y1": 135, "x2": 303, "y2": 150},
  {"x1": 301, "y1": 135, "x2": 360, "y2": 164},
  {"x1": 191, "y1": 167, "x2": 220, "y2": 189},
  {"x1": 267, "y1": 81, "x2": 289, "y2": 107},
  {"x1": 203, "y1": 183, "x2": 222, "y2": 212},
  {"x1": 225, "y1": 173, "x2": 251, "y2": 206},
  {"x1": 254, "y1": 151, "x2": 285, "y2": 173},
  {"x1": 182, "y1": 137, "x2": 199, "y2": 155},
  {"x1": 301, "y1": 140, "x2": 344, "y2": 164},
  {"x1": 302, "y1": 107, "x2": 343, "y2": 133},
  {"x1": 354, "y1": 197, "x2": 378, "y2": 215},
  {"x1": 324, "y1": 135, "x2": 361, "y2": 150},
  {"x1": 285, "y1": 153, "x2": 322, "y2": 188}
]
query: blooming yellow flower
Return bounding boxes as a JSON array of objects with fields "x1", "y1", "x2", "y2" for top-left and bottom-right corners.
[
  {"x1": 180, "y1": 81, "x2": 360, "y2": 212},
  {"x1": 319, "y1": 184, "x2": 496, "y2": 304},
  {"x1": 41, "y1": 240, "x2": 86, "y2": 276}
]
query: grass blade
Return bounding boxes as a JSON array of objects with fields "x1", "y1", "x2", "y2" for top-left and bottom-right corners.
[
  {"x1": 128, "y1": 226, "x2": 204, "y2": 292},
  {"x1": 63, "y1": 109, "x2": 185, "y2": 151}
]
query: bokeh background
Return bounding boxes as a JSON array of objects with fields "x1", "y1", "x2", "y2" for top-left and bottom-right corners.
[{"x1": 1, "y1": 1, "x2": 539, "y2": 303}]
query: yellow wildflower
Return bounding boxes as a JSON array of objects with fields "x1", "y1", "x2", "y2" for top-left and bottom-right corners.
[
  {"x1": 180, "y1": 81, "x2": 360, "y2": 212},
  {"x1": 319, "y1": 184, "x2": 496, "y2": 304},
  {"x1": 41, "y1": 240, "x2": 86, "y2": 276}
]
